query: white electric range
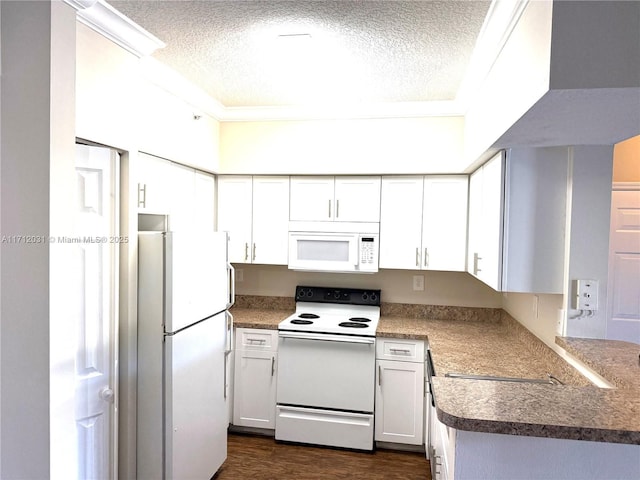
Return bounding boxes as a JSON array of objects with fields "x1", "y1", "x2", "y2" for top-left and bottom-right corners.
[{"x1": 275, "y1": 286, "x2": 381, "y2": 451}]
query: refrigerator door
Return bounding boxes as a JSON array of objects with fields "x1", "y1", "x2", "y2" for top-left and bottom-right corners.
[
  {"x1": 165, "y1": 231, "x2": 230, "y2": 333},
  {"x1": 164, "y1": 312, "x2": 227, "y2": 479}
]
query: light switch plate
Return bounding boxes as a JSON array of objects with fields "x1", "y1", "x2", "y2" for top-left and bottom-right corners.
[{"x1": 412, "y1": 275, "x2": 424, "y2": 291}]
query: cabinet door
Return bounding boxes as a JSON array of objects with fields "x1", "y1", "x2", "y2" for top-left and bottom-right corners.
[
  {"x1": 252, "y1": 177, "x2": 290, "y2": 265},
  {"x1": 467, "y1": 167, "x2": 483, "y2": 277},
  {"x1": 194, "y1": 172, "x2": 215, "y2": 232},
  {"x1": 467, "y1": 152, "x2": 504, "y2": 291},
  {"x1": 422, "y1": 176, "x2": 468, "y2": 271},
  {"x1": 217, "y1": 176, "x2": 253, "y2": 263},
  {"x1": 334, "y1": 176, "x2": 381, "y2": 222},
  {"x1": 232, "y1": 349, "x2": 277, "y2": 429},
  {"x1": 168, "y1": 163, "x2": 196, "y2": 233},
  {"x1": 137, "y1": 153, "x2": 171, "y2": 214},
  {"x1": 289, "y1": 176, "x2": 334, "y2": 221},
  {"x1": 379, "y1": 177, "x2": 423, "y2": 269},
  {"x1": 374, "y1": 359, "x2": 424, "y2": 445},
  {"x1": 478, "y1": 153, "x2": 504, "y2": 291}
]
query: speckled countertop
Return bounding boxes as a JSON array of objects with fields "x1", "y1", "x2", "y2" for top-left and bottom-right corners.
[{"x1": 231, "y1": 296, "x2": 640, "y2": 445}]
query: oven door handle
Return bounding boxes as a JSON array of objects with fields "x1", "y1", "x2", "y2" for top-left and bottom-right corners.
[{"x1": 278, "y1": 331, "x2": 375, "y2": 344}]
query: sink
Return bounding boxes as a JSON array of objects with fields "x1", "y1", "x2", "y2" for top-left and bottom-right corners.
[{"x1": 444, "y1": 372, "x2": 564, "y2": 385}]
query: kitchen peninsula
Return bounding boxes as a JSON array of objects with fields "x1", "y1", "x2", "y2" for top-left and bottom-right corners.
[{"x1": 231, "y1": 296, "x2": 640, "y2": 480}]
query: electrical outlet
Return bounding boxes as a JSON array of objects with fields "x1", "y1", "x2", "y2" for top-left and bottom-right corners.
[
  {"x1": 556, "y1": 309, "x2": 565, "y2": 335},
  {"x1": 575, "y1": 279, "x2": 598, "y2": 310},
  {"x1": 412, "y1": 275, "x2": 424, "y2": 291},
  {"x1": 532, "y1": 295, "x2": 539, "y2": 319}
]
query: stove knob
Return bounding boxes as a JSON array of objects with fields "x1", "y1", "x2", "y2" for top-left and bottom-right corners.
[
  {"x1": 370, "y1": 293, "x2": 378, "y2": 302},
  {"x1": 334, "y1": 291, "x2": 341, "y2": 300}
]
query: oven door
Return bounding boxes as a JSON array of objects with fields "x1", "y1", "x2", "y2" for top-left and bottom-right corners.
[
  {"x1": 276, "y1": 332, "x2": 375, "y2": 412},
  {"x1": 288, "y1": 232, "x2": 359, "y2": 273}
]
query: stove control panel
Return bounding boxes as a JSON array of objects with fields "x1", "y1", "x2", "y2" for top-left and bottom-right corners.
[{"x1": 295, "y1": 286, "x2": 381, "y2": 306}]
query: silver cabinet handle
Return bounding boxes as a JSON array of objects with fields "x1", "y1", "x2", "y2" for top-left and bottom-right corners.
[
  {"x1": 252, "y1": 243, "x2": 256, "y2": 261},
  {"x1": 328, "y1": 199, "x2": 332, "y2": 218},
  {"x1": 424, "y1": 247, "x2": 429, "y2": 267},
  {"x1": 473, "y1": 252, "x2": 482, "y2": 274},
  {"x1": 244, "y1": 242, "x2": 249, "y2": 262},
  {"x1": 416, "y1": 247, "x2": 420, "y2": 267},
  {"x1": 271, "y1": 356, "x2": 275, "y2": 376},
  {"x1": 378, "y1": 365, "x2": 382, "y2": 386},
  {"x1": 336, "y1": 199, "x2": 340, "y2": 218},
  {"x1": 137, "y1": 183, "x2": 147, "y2": 208},
  {"x1": 390, "y1": 348, "x2": 411, "y2": 354}
]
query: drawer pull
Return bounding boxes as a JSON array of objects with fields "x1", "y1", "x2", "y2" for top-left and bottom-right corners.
[
  {"x1": 389, "y1": 348, "x2": 411, "y2": 354},
  {"x1": 247, "y1": 338, "x2": 267, "y2": 345}
]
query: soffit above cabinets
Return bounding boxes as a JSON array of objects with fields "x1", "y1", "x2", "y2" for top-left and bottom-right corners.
[{"x1": 108, "y1": 0, "x2": 491, "y2": 115}]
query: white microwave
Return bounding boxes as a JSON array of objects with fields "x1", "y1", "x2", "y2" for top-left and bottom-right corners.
[{"x1": 288, "y1": 222, "x2": 379, "y2": 273}]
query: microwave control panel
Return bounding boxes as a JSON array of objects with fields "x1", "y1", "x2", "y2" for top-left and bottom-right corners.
[{"x1": 360, "y1": 237, "x2": 376, "y2": 265}]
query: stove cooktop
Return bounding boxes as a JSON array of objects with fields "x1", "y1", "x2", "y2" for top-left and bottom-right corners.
[{"x1": 279, "y1": 286, "x2": 381, "y2": 336}]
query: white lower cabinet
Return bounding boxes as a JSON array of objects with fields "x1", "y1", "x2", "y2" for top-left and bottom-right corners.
[
  {"x1": 375, "y1": 338, "x2": 425, "y2": 445},
  {"x1": 232, "y1": 328, "x2": 278, "y2": 429}
]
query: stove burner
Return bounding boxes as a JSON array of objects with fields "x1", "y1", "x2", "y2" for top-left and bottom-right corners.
[
  {"x1": 298, "y1": 313, "x2": 320, "y2": 319},
  {"x1": 291, "y1": 319, "x2": 314, "y2": 325},
  {"x1": 348, "y1": 317, "x2": 371, "y2": 323},
  {"x1": 339, "y1": 321, "x2": 369, "y2": 329}
]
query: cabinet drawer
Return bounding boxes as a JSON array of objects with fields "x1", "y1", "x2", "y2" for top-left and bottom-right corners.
[
  {"x1": 376, "y1": 338, "x2": 425, "y2": 362},
  {"x1": 235, "y1": 328, "x2": 278, "y2": 351}
]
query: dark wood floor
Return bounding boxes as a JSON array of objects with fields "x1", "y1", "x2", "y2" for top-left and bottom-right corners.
[{"x1": 215, "y1": 433, "x2": 431, "y2": 480}]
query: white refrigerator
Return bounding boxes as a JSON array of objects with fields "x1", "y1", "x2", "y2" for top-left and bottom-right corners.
[{"x1": 137, "y1": 230, "x2": 234, "y2": 480}]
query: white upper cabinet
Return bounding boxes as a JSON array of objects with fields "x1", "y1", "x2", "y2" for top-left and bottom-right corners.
[
  {"x1": 137, "y1": 153, "x2": 215, "y2": 232},
  {"x1": 252, "y1": 177, "x2": 290, "y2": 265},
  {"x1": 217, "y1": 176, "x2": 290, "y2": 265},
  {"x1": 467, "y1": 153, "x2": 504, "y2": 290},
  {"x1": 217, "y1": 176, "x2": 253, "y2": 263},
  {"x1": 380, "y1": 176, "x2": 468, "y2": 271},
  {"x1": 137, "y1": 153, "x2": 172, "y2": 215},
  {"x1": 422, "y1": 177, "x2": 468, "y2": 271},
  {"x1": 290, "y1": 176, "x2": 381, "y2": 222},
  {"x1": 380, "y1": 177, "x2": 424, "y2": 269},
  {"x1": 467, "y1": 148, "x2": 568, "y2": 293}
]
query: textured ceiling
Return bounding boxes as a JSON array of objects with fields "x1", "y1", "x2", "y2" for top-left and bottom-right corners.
[{"x1": 110, "y1": 1, "x2": 491, "y2": 108}]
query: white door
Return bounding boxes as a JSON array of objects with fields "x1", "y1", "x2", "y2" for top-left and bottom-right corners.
[
  {"x1": 379, "y1": 176, "x2": 423, "y2": 269},
  {"x1": 289, "y1": 176, "x2": 335, "y2": 221},
  {"x1": 606, "y1": 189, "x2": 640, "y2": 342},
  {"x1": 374, "y1": 359, "x2": 424, "y2": 445},
  {"x1": 73, "y1": 144, "x2": 118, "y2": 479},
  {"x1": 217, "y1": 176, "x2": 253, "y2": 263},
  {"x1": 334, "y1": 176, "x2": 381, "y2": 222},
  {"x1": 422, "y1": 176, "x2": 468, "y2": 271},
  {"x1": 252, "y1": 176, "x2": 290, "y2": 264},
  {"x1": 165, "y1": 313, "x2": 227, "y2": 479}
]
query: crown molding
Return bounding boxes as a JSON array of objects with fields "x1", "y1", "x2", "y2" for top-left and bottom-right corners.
[
  {"x1": 217, "y1": 100, "x2": 465, "y2": 122},
  {"x1": 64, "y1": 0, "x2": 165, "y2": 57}
]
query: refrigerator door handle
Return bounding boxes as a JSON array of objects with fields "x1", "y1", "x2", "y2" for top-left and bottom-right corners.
[
  {"x1": 226, "y1": 262, "x2": 235, "y2": 309},
  {"x1": 224, "y1": 310, "x2": 234, "y2": 355},
  {"x1": 223, "y1": 311, "x2": 234, "y2": 399}
]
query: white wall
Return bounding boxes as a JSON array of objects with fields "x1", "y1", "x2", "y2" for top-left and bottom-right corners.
[
  {"x1": 235, "y1": 265, "x2": 502, "y2": 308},
  {"x1": 549, "y1": 1, "x2": 640, "y2": 90},
  {"x1": 564, "y1": 146, "x2": 614, "y2": 339},
  {"x1": 219, "y1": 116, "x2": 465, "y2": 174},
  {"x1": 0, "y1": 1, "x2": 77, "y2": 477}
]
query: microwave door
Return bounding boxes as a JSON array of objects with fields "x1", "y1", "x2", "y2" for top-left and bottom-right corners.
[{"x1": 289, "y1": 233, "x2": 357, "y2": 271}]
